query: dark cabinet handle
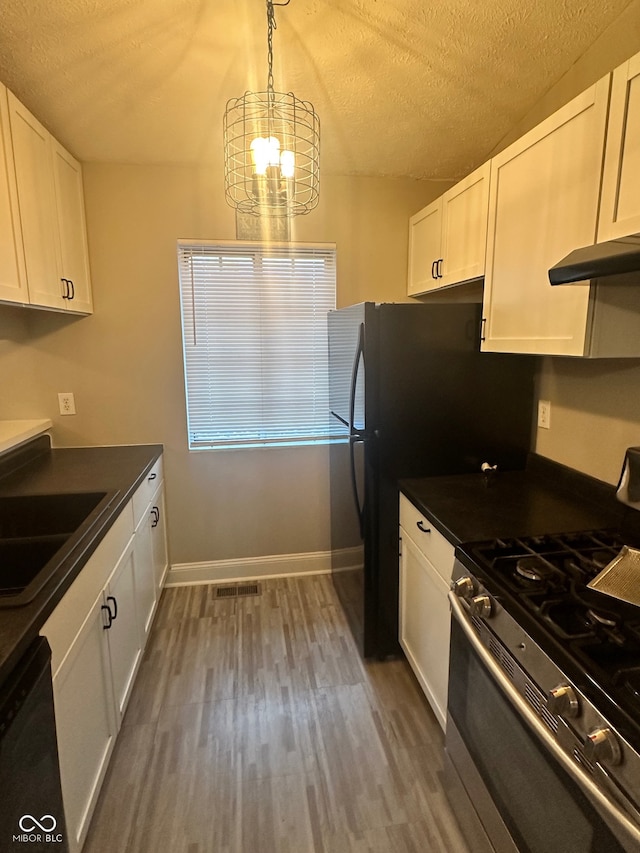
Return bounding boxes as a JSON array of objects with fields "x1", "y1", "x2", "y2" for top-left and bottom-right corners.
[
  {"x1": 437, "y1": 259, "x2": 444, "y2": 278},
  {"x1": 151, "y1": 506, "x2": 160, "y2": 527},
  {"x1": 107, "y1": 595, "x2": 118, "y2": 621},
  {"x1": 416, "y1": 520, "x2": 431, "y2": 533},
  {"x1": 431, "y1": 260, "x2": 437, "y2": 279},
  {"x1": 101, "y1": 603, "x2": 113, "y2": 629},
  {"x1": 148, "y1": 472, "x2": 157, "y2": 482},
  {"x1": 61, "y1": 279, "x2": 75, "y2": 299},
  {"x1": 480, "y1": 317, "x2": 487, "y2": 342}
]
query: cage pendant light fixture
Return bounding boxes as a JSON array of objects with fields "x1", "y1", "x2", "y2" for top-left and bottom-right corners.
[{"x1": 223, "y1": 0, "x2": 320, "y2": 217}]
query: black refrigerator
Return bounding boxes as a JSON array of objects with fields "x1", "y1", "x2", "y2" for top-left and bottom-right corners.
[{"x1": 328, "y1": 302, "x2": 536, "y2": 659}]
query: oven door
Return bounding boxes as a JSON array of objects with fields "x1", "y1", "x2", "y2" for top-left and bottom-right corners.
[
  {"x1": 0, "y1": 637, "x2": 68, "y2": 852},
  {"x1": 446, "y1": 594, "x2": 640, "y2": 853}
]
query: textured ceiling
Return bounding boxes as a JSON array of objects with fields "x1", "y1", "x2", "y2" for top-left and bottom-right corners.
[{"x1": 0, "y1": 0, "x2": 634, "y2": 179}]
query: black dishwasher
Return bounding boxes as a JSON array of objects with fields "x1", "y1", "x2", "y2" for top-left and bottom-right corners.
[{"x1": 0, "y1": 637, "x2": 68, "y2": 852}]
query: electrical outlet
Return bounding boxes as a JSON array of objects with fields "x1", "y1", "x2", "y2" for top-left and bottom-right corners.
[
  {"x1": 58, "y1": 392, "x2": 76, "y2": 416},
  {"x1": 538, "y1": 399, "x2": 551, "y2": 429}
]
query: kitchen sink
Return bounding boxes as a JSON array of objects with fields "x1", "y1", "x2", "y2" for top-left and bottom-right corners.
[{"x1": 0, "y1": 491, "x2": 119, "y2": 606}]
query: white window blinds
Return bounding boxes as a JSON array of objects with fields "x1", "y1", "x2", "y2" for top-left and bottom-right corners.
[{"x1": 177, "y1": 241, "x2": 336, "y2": 449}]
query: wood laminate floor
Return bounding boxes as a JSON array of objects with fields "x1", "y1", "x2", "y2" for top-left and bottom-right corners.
[{"x1": 84, "y1": 575, "x2": 471, "y2": 853}]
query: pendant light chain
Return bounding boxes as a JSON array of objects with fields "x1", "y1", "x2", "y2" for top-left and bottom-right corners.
[
  {"x1": 267, "y1": 1, "x2": 290, "y2": 105},
  {"x1": 266, "y1": 1, "x2": 276, "y2": 97}
]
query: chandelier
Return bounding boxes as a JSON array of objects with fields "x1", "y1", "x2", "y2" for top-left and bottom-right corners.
[{"x1": 223, "y1": 0, "x2": 320, "y2": 217}]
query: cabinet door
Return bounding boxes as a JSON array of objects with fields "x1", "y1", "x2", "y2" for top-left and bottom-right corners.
[
  {"x1": 134, "y1": 508, "x2": 156, "y2": 643},
  {"x1": 51, "y1": 139, "x2": 93, "y2": 313},
  {"x1": 598, "y1": 53, "x2": 640, "y2": 241},
  {"x1": 7, "y1": 91, "x2": 64, "y2": 310},
  {"x1": 105, "y1": 539, "x2": 142, "y2": 721},
  {"x1": 407, "y1": 198, "x2": 442, "y2": 295},
  {"x1": 53, "y1": 594, "x2": 117, "y2": 853},
  {"x1": 399, "y1": 529, "x2": 450, "y2": 731},
  {"x1": 440, "y1": 161, "x2": 490, "y2": 287},
  {"x1": 151, "y1": 486, "x2": 169, "y2": 591},
  {"x1": 481, "y1": 77, "x2": 610, "y2": 355},
  {"x1": 0, "y1": 86, "x2": 28, "y2": 304}
]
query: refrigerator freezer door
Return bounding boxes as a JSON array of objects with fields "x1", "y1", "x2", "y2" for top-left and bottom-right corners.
[{"x1": 328, "y1": 302, "x2": 368, "y2": 427}]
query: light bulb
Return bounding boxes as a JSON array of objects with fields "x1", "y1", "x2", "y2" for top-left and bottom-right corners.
[
  {"x1": 280, "y1": 150, "x2": 295, "y2": 178},
  {"x1": 250, "y1": 138, "x2": 269, "y2": 175},
  {"x1": 250, "y1": 136, "x2": 282, "y2": 176},
  {"x1": 266, "y1": 136, "x2": 280, "y2": 166}
]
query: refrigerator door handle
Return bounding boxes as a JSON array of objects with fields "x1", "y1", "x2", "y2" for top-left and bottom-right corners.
[
  {"x1": 349, "y1": 434, "x2": 365, "y2": 538},
  {"x1": 348, "y1": 323, "x2": 365, "y2": 434},
  {"x1": 348, "y1": 322, "x2": 366, "y2": 537}
]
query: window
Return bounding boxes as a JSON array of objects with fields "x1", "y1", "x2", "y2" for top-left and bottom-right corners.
[{"x1": 177, "y1": 240, "x2": 336, "y2": 450}]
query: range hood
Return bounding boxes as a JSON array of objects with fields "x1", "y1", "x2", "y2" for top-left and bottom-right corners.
[{"x1": 549, "y1": 234, "x2": 640, "y2": 285}]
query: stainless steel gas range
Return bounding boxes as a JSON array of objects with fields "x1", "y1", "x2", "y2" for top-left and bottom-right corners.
[{"x1": 445, "y1": 526, "x2": 640, "y2": 853}]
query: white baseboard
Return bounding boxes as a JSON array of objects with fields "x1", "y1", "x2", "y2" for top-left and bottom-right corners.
[{"x1": 166, "y1": 546, "x2": 363, "y2": 587}]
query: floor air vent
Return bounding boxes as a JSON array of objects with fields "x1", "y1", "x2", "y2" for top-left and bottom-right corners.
[{"x1": 215, "y1": 583, "x2": 261, "y2": 599}]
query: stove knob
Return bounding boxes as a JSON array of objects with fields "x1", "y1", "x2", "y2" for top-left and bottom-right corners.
[
  {"x1": 452, "y1": 576, "x2": 477, "y2": 599},
  {"x1": 468, "y1": 594, "x2": 492, "y2": 618},
  {"x1": 584, "y1": 728, "x2": 622, "y2": 766},
  {"x1": 547, "y1": 684, "x2": 580, "y2": 718}
]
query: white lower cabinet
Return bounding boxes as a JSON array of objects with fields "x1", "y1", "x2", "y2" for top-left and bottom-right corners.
[
  {"x1": 40, "y1": 455, "x2": 166, "y2": 853},
  {"x1": 52, "y1": 593, "x2": 118, "y2": 853},
  {"x1": 44, "y1": 521, "x2": 138, "y2": 853},
  {"x1": 131, "y1": 457, "x2": 167, "y2": 641},
  {"x1": 399, "y1": 494, "x2": 454, "y2": 732},
  {"x1": 104, "y1": 538, "x2": 142, "y2": 720},
  {"x1": 133, "y1": 508, "x2": 156, "y2": 644},
  {"x1": 150, "y1": 485, "x2": 169, "y2": 591}
]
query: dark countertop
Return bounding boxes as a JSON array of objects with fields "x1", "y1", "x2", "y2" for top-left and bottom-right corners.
[
  {"x1": 400, "y1": 454, "x2": 627, "y2": 547},
  {"x1": 0, "y1": 436, "x2": 163, "y2": 689}
]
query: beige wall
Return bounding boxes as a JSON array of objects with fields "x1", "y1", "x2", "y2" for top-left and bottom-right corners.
[
  {"x1": 536, "y1": 359, "x2": 640, "y2": 484},
  {"x1": 0, "y1": 167, "x2": 438, "y2": 564}
]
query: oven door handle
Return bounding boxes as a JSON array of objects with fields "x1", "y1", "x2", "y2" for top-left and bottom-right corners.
[{"x1": 448, "y1": 592, "x2": 640, "y2": 848}]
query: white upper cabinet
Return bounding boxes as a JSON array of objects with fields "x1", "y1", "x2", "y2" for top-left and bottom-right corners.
[
  {"x1": 481, "y1": 77, "x2": 610, "y2": 356},
  {"x1": 6, "y1": 90, "x2": 93, "y2": 314},
  {"x1": 408, "y1": 161, "x2": 490, "y2": 295},
  {"x1": 598, "y1": 52, "x2": 640, "y2": 242},
  {"x1": 8, "y1": 92, "x2": 63, "y2": 309},
  {"x1": 408, "y1": 198, "x2": 442, "y2": 295},
  {"x1": 51, "y1": 139, "x2": 93, "y2": 313},
  {"x1": 440, "y1": 161, "x2": 490, "y2": 287},
  {"x1": 0, "y1": 85, "x2": 28, "y2": 303}
]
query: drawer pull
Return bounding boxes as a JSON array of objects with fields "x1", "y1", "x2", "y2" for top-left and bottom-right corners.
[
  {"x1": 101, "y1": 604, "x2": 113, "y2": 630},
  {"x1": 151, "y1": 506, "x2": 160, "y2": 527},
  {"x1": 416, "y1": 520, "x2": 431, "y2": 533},
  {"x1": 148, "y1": 472, "x2": 157, "y2": 481}
]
